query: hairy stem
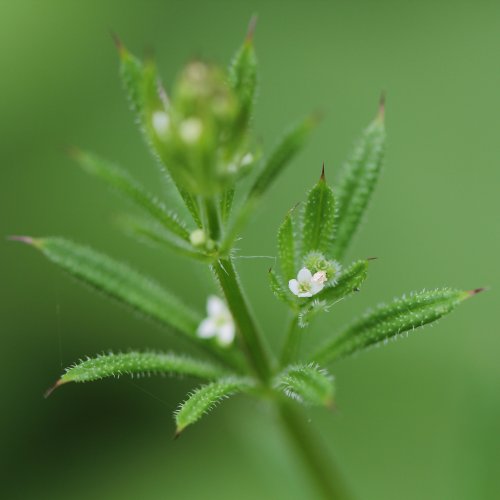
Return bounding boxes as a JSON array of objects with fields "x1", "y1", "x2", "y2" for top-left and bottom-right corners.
[
  {"x1": 280, "y1": 314, "x2": 301, "y2": 367},
  {"x1": 213, "y1": 258, "x2": 272, "y2": 381},
  {"x1": 278, "y1": 401, "x2": 353, "y2": 500}
]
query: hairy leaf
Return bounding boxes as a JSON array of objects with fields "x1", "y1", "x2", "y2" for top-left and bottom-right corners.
[
  {"x1": 269, "y1": 268, "x2": 295, "y2": 307},
  {"x1": 73, "y1": 150, "x2": 190, "y2": 240},
  {"x1": 333, "y1": 102, "x2": 386, "y2": 259},
  {"x1": 278, "y1": 209, "x2": 297, "y2": 281},
  {"x1": 175, "y1": 377, "x2": 252, "y2": 434},
  {"x1": 51, "y1": 351, "x2": 227, "y2": 393},
  {"x1": 117, "y1": 215, "x2": 209, "y2": 261},
  {"x1": 20, "y1": 237, "x2": 201, "y2": 337},
  {"x1": 229, "y1": 16, "x2": 258, "y2": 129},
  {"x1": 301, "y1": 169, "x2": 336, "y2": 257},
  {"x1": 220, "y1": 188, "x2": 235, "y2": 224},
  {"x1": 313, "y1": 288, "x2": 481, "y2": 364},
  {"x1": 317, "y1": 259, "x2": 370, "y2": 304},
  {"x1": 248, "y1": 115, "x2": 318, "y2": 200},
  {"x1": 275, "y1": 363, "x2": 335, "y2": 407}
]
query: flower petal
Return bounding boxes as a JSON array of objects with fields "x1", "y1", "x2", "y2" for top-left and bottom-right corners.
[
  {"x1": 310, "y1": 281, "x2": 325, "y2": 295},
  {"x1": 289, "y1": 279, "x2": 300, "y2": 296},
  {"x1": 217, "y1": 322, "x2": 235, "y2": 346},
  {"x1": 207, "y1": 295, "x2": 226, "y2": 317},
  {"x1": 298, "y1": 291, "x2": 313, "y2": 298},
  {"x1": 197, "y1": 318, "x2": 217, "y2": 338},
  {"x1": 297, "y1": 267, "x2": 312, "y2": 283}
]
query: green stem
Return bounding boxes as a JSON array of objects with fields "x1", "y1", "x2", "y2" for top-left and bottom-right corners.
[
  {"x1": 213, "y1": 258, "x2": 272, "y2": 381},
  {"x1": 280, "y1": 315, "x2": 301, "y2": 367},
  {"x1": 203, "y1": 197, "x2": 221, "y2": 241},
  {"x1": 278, "y1": 401, "x2": 353, "y2": 500}
]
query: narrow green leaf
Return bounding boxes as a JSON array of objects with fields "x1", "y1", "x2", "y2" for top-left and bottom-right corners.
[
  {"x1": 175, "y1": 377, "x2": 252, "y2": 434},
  {"x1": 248, "y1": 115, "x2": 318, "y2": 200},
  {"x1": 220, "y1": 188, "x2": 235, "y2": 224},
  {"x1": 115, "y1": 40, "x2": 203, "y2": 229},
  {"x1": 22, "y1": 237, "x2": 201, "y2": 337},
  {"x1": 50, "y1": 351, "x2": 227, "y2": 393},
  {"x1": 301, "y1": 168, "x2": 336, "y2": 257},
  {"x1": 313, "y1": 288, "x2": 481, "y2": 365},
  {"x1": 73, "y1": 150, "x2": 190, "y2": 241},
  {"x1": 269, "y1": 268, "x2": 295, "y2": 307},
  {"x1": 317, "y1": 259, "x2": 370, "y2": 304},
  {"x1": 278, "y1": 209, "x2": 297, "y2": 281},
  {"x1": 228, "y1": 16, "x2": 258, "y2": 129},
  {"x1": 275, "y1": 363, "x2": 334, "y2": 407},
  {"x1": 333, "y1": 101, "x2": 386, "y2": 259},
  {"x1": 117, "y1": 215, "x2": 210, "y2": 262},
  {"x1": 220, "y1": 116, "x2": 318, "y2": 254}
]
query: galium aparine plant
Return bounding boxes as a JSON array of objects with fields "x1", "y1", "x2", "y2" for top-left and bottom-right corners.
[{"x1": 12, "y1": 17, "x2": 483, "y2": 499}]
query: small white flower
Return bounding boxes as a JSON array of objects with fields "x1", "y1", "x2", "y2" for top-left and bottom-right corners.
[
  {"x1": 197, "y1": 296, "x2": 235, "y2": 346},
  {"x1": 289, "y1": 267, "x2": 325, "y2": 298},
  {"x1": 152, "y1": 111, "x2": 170, "y2": 137},
  {"x1": 179, "y1": 117, "x2": 203, "y2": 143}
]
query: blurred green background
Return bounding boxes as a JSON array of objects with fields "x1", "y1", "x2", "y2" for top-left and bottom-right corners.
[{"x1": 2, "y1": 1, "x2": 499, "y2": 498}]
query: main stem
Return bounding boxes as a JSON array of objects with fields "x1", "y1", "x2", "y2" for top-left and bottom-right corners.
[
  {"x1": 278, "y1": 401, "x2": 353, "y2": 500},
  {"x1": 212, "y1": 258, "x2": 272, "y2": 381},
  {"x1": 280, "y1": 314, "x2": 301, "y2": 367}
]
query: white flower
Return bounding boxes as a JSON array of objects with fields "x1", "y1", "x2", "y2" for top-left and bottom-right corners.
[
  {"x1": 189, "y1": 229, "x2": 206, "y2": 247},
  {"x1": 289, "y1": 267, "x2": 325, "y2": 298},
  {"x1": 197, "y1": 295, "x2": 235, "y2": 346},
  {"x1": 179, "y1": 117, "x2": 203, "y2": 143},
  {"x1": 152, "y1": 111, "x2": 170, "y2": 137}
]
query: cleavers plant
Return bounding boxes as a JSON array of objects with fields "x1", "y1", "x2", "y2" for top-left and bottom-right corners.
[{"x1": 12, "y1": 18, "x2": 482, "y2": 499}]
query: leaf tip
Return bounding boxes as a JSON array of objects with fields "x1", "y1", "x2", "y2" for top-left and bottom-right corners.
[
  {"x1": 7, "y1": 235, "x2": 42, "y2": 248},
  {"x1": 44, "y1": 379, "x2": 64, "y2": 399},
  {"x1": 465, "y1": 287, "x2": 487, "y2": 298},
  {"x1": 110, "y1": 30, "x2": 126, "y2": 57},
  {"x1": 173, "y1": 427, "x2": 184, "y2": 440},
  {"x1": 320, "y1": 162, "x2": 326, "y2": 181},
  {"x1": 366, "y1": 256, "x2": 378, "y2": 261},
  {"x1": 245, "y1": 14, "x2": 258, "y2": 43},
  {"x1": 377, "y1": 91, "x2": 386, "y2": 122}
]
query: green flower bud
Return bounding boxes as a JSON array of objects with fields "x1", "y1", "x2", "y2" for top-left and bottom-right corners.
[{"x1": 303, "y1": 252, "x2": 341, "y2": 284}]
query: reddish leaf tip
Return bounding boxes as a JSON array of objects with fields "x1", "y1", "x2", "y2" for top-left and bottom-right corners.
[
  {"x1": 466, "y1": 287, "x2": 487, "y2": 297},
  {"x1": 320, "y1": 162, "x2": 326, "y2": 181},
  {"x1": 110, "y1": 31, "x2": 125, "y2": 55},
  {"x1": 366, "y1": 256, "x2": 379, "y2": 261},
  {"x1": 8, "y1": 235, "x2": 36, "y2": 246},
  {"x1": 245, "y1": 14, "x2": 258, "y2": 43},
  {"x1": 377, "y1": 91, "x2": 386, "y2": 122},
  {"x1": 173, "y1": 428, "x2": 183, "y2": 440},
  {"x1": 44, "y1": 379, "x2": 63, "y2": 399}
]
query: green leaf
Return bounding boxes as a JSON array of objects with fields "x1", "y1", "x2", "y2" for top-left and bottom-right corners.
[
  {"x1": 317, "y1": 259, "x2": 370, "y2": 304},
  {"x1": 229, "y1": 16, "x2": 258, "y2": 129},
  {"x1": 50, "y1": 351, "x2": 227, "y2": 393},
  {"x1": 221, "y1": 115, "x2": 318, "y2": 254},
  {"x1": 333, "y1": 101, "x2": 386, "y2": 259},
  {"x1": 20, "y1": 237, "x2": 201, "y2": 338},
  {"x1": 278, "y1": 208, "x2": 297, "y2": 281},
  {"x1": 301, "y1": 168, "x2": 336, "y2": 257},
  {"x1": 248, "y1": 115, "x2": 318, "y2": 200},
  {"x1": 313, "y1": 288, "x2": 481, "y2": 365},
  {"x1": 275, "y1": 363, "x2": 334, "y2": 407},
  {"x1": 117, "y1": 215, "x2": 210, "y2": 261},
  {"x1": 175, "y1": 377, "x2": 252, "y2": 435},
  {"x1": 269, "y1": 268, "x2": 295, "y2": 307},
  {"x1": 73, "y1": 150, "x2": 190, "y2": 241},
  {"x1": 220, "y1": 188, "x2": 235, "y2": 224},
  {"x1": 115, "y1": 39, "x2": 203, "y2": 229}
]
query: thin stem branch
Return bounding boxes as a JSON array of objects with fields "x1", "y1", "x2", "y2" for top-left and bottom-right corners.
[
  {"x1": 212, "y1": 258, "x2": 273, "y2": 381},
  {"x1": 280, "y1": 314, "x2": 301, "y2": 367},
  {"x1": 278, "y1": 401, "x2": 353, "y2": 500}
]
